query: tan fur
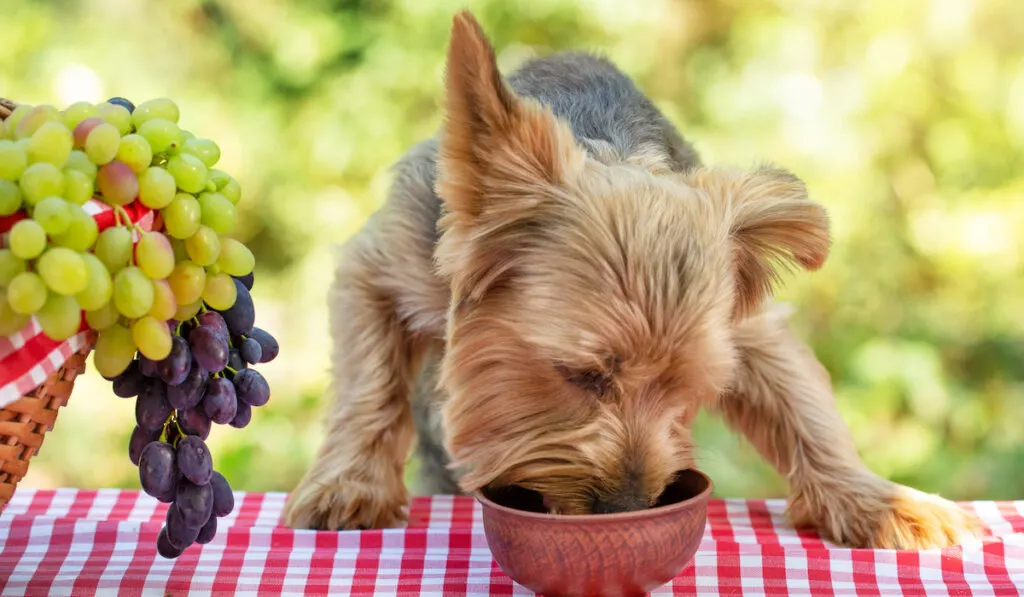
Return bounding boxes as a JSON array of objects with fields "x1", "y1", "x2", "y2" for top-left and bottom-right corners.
[{"x1": 283, "y1": 10, "x2": 981, "y2": 549}]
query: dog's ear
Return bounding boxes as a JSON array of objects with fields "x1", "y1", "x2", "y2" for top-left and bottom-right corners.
[
  {"x1": 437, "y1": 11, "x2": 583, "y2": 222},
  {"x1": 686, "y1": 166, "x2": 830, "y2": 318}
]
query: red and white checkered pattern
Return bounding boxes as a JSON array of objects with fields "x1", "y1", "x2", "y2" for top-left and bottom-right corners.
[
  {"x1": 0, "y1": 490, "x2": 1021, "y2": 596},
  {"x1": 0, "y1": 200, "x2": 154, "y2": 407}
]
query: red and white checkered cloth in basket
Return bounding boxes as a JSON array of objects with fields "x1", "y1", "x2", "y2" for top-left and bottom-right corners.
[
  {"x1": 0, "y1": 490, "x2": 1021, "y2": 596},
  {"x1": 0, "y1": 201, "x2": 155, "y2": 407}
]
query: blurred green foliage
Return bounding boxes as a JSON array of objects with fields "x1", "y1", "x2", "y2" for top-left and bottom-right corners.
[{"x1": 5, "y1": 0, "x2": 1023, "y2": 501}]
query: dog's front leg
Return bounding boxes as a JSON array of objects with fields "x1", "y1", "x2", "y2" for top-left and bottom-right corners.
[
  {"x1": 713, "y1": 305, "x2": 980, "y2": 549},
  {"x1": 282, "y1": 251, "x2": 422, "y2": 531}
]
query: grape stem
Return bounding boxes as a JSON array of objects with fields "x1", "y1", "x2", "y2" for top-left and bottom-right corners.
[
  {"x1": 175, "y1": 321, "x2": 184, "y2": 336},
  {"x1": 225, "y1": 366, "x2": 238, "y2": 375}
]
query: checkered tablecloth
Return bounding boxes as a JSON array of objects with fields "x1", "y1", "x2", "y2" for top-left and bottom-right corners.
[
  {"x1": 0, "y1": 201, "x2": 155, "y2": 407},
  {"x1": 0, "y1": 490, "x2": 1022, "y2": 596}
]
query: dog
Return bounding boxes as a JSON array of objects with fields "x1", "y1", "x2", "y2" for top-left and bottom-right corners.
[{"x1": 282, "y1": 10, "x2": 979, "y2": 549}]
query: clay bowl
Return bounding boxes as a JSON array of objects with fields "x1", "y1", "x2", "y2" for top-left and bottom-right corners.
[{"x1": 476, "y1": 469, "x2": 712, "y2": 597}]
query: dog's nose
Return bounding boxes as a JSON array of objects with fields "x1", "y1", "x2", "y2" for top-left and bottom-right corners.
[{"x1": 591, "y1": 489, "x2": 649, "y2": 514}]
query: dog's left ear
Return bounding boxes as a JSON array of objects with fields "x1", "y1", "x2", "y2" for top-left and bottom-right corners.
[
  {"x1": 437, "y1": 11, "x2": 584, "y2": 222},
  {"x1": 687, "y1": 166, "x2": 830, "y2": 318}
]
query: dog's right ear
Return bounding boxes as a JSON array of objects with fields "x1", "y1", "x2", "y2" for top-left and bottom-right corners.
[{"x1": 437, "y1": 11, "x2": 584, "y2": 223}]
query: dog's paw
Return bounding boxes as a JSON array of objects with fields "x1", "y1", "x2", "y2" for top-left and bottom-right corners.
[
  {"x1": 863, "y1": 486, "x2": 982, "y2": 550},
  {"x1": 282, "y1": 475, "x2": 408, "y2": 531}
]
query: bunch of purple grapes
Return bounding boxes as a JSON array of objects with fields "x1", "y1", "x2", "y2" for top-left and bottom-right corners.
[{"x1": 112, "y1": 272, "x2": 278, "y2": 558}]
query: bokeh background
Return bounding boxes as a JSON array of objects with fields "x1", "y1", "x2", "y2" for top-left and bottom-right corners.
[{"x1": 4, "y1": 0, "x2": 1023, "y2": 500}]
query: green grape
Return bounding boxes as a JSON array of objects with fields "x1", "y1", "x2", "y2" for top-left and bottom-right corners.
[
  {"x1": 161, "y1": 193, "x2": 201, "y2": 239},
  {"x1": 96, "y1": 161, "x2": 138, "y2": 205},
  {"x1": 94, "y1": 226, "x2": 133, "y2": 274},
  {"x1": 76, "y1": 253, "x2": 113, "y2": 311},
  {"x1": 137, "y1": 118, "x2": 182, "y2": 154},
  {"x1": 217, "y1": 238, "x2": 255, "y2": 277},
  {"x1": 85, "y1": 300, "x2": 119, "y2": 331},
  {"x1": 0, "y1": 139, "x2": 28, "y2": 180},
  {"x1": 113, "y1": 266, "x2": 154, "y2": 318},
  {"x1": 116, "y1": 134, "x2": 153, "y2": 173},
  {"x1": 62, "y1": 101, "x2": 98, "y2": 130},
  {"x1": 0, "y1": 250, "x2": 27, "y2": 286},
  {"x1": 149, "y1": 279, "x2": 178, "y2": 321},
  {"x1": 27, "y1": 121, "x2": 73, "y2": 167},
  {"x1": 93, "y1": 323, "x2": 136, "y2": 378},
  {"x1": 180, "y1": 137, "x2": 220, "y2": 168},
  {"x1": 207, "y1": 169, "x2": 229, "y2": 190},
  {"x1": 37, "y1": 247, "x2": 88, "y2": 295},
  {"x1": 168, "y1": 261, "x2": 205, "y2": 305},
  {"x1": 85, "y1": 122, "x2": 121, "y2": 165},
  {"x1": 173, "y1": 298, "x2": 202, "y2": 321},
  {"x1": 0, "y1": 289, "x2": 30, "y2": 336},
  {"x1": 0, "y1": 179, "x2": 22, "y2": 215},
  {"x1": 97, "y1": 103, "x2": 132, "y2": 136},
  {"x1": 185, "y1": 225, "x2": 220, "y2": 266},
  {"x1": 33, "y1": 196, "x2": 71, "y2": 235},
  {"x1": 132, "y1": 316, "x2": 172, "y2": 360},
  {"x1": 132, "y1": 98, "x2": 180, "y2": 127},
  {"x1": 202, "y1": 271, "x2": 237, "y2": 310},
  {"x1": 62, "y1": 169, "x2": 94, "y2": 205},
  {"x1": 220, "y1": 176, "x2": 241, "y2": 204},
  {"x1": 166, "y1": 154, "x2": 207, "y2": 194},
  {"x1": 170, "y1": 237, "x2": 189, "y2": 262},
  {"x1": 7, "y1": 272, "x2": 48, "y2": 315},
  {"x1": 5, "y1": 105, "x2": 34, "y2": 135},
  {"x1": 15, "y1": 105, "x2": 59, "y2": 139},
  {"x1": 19, "y1": 162, "x2": 64, "y2": 206},
  {"x1": 51, "y1": 204, "x2": 99, "y2": 251},
  {"x1": 136, "y1": 231, "x2": 175, "y2": 279},
  {"x1": 0, "y1": 119, "x2": 8, "y2": 140},
  {"x1": 197, "y1": 192, "x2": 236, "y2": 234},
  {"x1": 8, "y1": 219, "x2": 47, "y2": 260},
  {"x1": 36, "y1": 293, "x2": 82, "y2": 341},
  {"x1": 72, "y1": 117, "x2": 104, "y2": 148},
  {"x1": 205, "y1": 263, "x2": 220, "y2": 276},
  {"x1": 64, "y1": 150, "x2": 97, "y2": 179},
  {"x1": 138, "y1": 167, "x2": 176, "y2": 209}
]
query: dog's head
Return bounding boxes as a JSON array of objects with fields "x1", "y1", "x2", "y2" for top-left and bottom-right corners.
[{"x1": 434, "y1": 11, "x2": 830, "y2": 514}]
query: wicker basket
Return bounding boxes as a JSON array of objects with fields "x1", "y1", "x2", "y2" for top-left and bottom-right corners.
[{"x1": 0, "y1": 98, "x2": 94, "y2": 512}]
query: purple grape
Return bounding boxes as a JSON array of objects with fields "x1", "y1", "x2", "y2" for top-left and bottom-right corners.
[
  {"x1": 202, "y1": 377, "x2": 237, "y2": 424},
  {"x1": 157, "y1": 336, "x2": 192, "y2": 387},
  {"x1": 165, "y1": 502, "x2": 201, "y2": 549},
  {"x1": 175, "y1": 480, "x2": 214, "y2": 528},
  {"x1": 210, "y1": 471, "x2": 234, "y2": 517},
  {"x1": 157, "y1": 528, "x2": 184, "y2": 559},
  {"x1": 107, "y1": 97, "x2": 135, "y2": 113},
  {"x1": 189, "y1": 325, "x2": 229, "y2": 373},
  {"x1": 136, "y1": 379, "x2": 172, "y2": 433},
  {"x1": 197, "y1": 311, "x2": 229, "y2": 340},
  {"x1": 234, "y1": 272, "x2": 253, "y2": 290},
  {"x1": 139, "y1": 356, "x2": 160, "y2": 378},
  {"x1": 139, "y1": 442, "x2": 177, "y2": 498},
  {"x1": 178, "y1": 407, "x2": 211, "y2": 440},
  {"x1": 113, "y1": 360, "x2": 145, "y2": 398},
  {"x1": 233, "y1": 369, "x2": 270, "y2": 407},
  {"x1": 239, "y1": 337, "x2": 262, "y2": 364},
  {"x1": 196, "y1": 516, "x2": 217, "y2": 544},
  {"x1": 167, "y1": 364, "x2": 208, "y2": 410},
  {"x1": 176, "y1": 435, "x2": 213, "y2": 486},
  {"x1": 248, "y1": 328, "x2": 278, "y2": 363},
  {"x1": 229, "y1": 400, "x2": 251, "y2": 428},
  {"x1": 219, "y1": 279, "x2": 254, "y2": 336},
  {"x1": 227, "y1": 349, "x2": 245, "y2": 373},
  {"x1": 129, "y1": 425, "x2": 162, "y2": 466},
  {"x1": 156, "y1": 484, "x2": 178, "y2": 503}
]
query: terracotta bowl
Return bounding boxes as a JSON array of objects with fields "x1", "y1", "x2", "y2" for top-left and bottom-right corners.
[{"x1": 476, "y1": 469, "x2": 713, "y2": 597}]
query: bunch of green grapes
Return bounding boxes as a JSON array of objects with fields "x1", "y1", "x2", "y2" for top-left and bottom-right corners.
[{"x1": 0, "y1": 97, "x2": 254, "y2": 377}]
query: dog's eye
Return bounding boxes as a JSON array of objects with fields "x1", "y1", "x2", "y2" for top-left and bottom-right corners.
[{"x1": 557, "y1": 366, "x2": 613, "y2": 397}]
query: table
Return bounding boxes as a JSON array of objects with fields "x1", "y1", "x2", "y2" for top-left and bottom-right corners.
[{"x1": 0, "y1": 490, "x2": 1021, "y2": 596}]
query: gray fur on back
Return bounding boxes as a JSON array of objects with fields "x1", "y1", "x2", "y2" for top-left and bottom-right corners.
[{"x1": 406, "y1": 51, "x2": 700, "y2": 496}]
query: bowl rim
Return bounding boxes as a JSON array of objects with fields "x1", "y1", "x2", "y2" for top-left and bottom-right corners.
[{"x1": 472, "y1": 468, "x2": 714, "y2": 523}]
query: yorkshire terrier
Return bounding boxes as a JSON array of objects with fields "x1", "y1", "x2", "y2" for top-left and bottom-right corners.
[{"x1": 283, "y1": 11, "x2": 979, "y2": 549}]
